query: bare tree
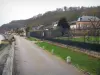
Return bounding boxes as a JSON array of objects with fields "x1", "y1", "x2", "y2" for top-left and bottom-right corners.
[
  {"x1": 25, "y1": 26, "x2": 31, "y2": 37},
  {"x1": 64, "y1": 6, "x2": 67, "y2": 11},
  {"x1": 88, "y1": 17, "x2": 100, "y2": 43}
]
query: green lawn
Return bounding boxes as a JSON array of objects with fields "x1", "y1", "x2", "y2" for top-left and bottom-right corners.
[
  {"x1": 36, "y1": 41, "x2": 100, "y2": 75},
  {"x1": 56, "y1": 36, "x2": 100, "y2": 44}
]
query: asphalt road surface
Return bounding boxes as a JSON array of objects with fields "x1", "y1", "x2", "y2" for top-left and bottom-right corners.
[{"x1": 14, "y1": 36, "x2": 84, "y2": 75}]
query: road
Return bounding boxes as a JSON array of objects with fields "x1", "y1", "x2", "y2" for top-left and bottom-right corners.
[{"x1": 14, "y1": 36, "x2": 84, "y2": 75}]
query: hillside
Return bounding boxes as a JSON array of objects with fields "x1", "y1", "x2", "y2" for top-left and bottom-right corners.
[
  {"x1": 0, "y1": 19, "x2": 33, "y2": 33},
  {"x1": 0, "y1": 6, "x2": 100, "y2": 33},
  {"x1": 28, "y1": 6, "x2": 100, "y2": 26}
]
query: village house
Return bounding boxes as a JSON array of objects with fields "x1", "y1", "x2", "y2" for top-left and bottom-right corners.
[
  {"x1": 32, "y1": 25, "x2": 44, "y2": 31},
  {"x1": 70, "y1": 16, "x2": 100, "y2": 29},
  {"x1": 76, "y1": 16, "x2": 100, "y2": 29},
  {"x1": 70, "y1": 21, "x2": 77, "y2": 29}
]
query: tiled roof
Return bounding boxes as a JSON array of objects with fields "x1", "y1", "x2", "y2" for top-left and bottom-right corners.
[{"x1": 77, "y1": 16, "x2": 100, "y2": 21}]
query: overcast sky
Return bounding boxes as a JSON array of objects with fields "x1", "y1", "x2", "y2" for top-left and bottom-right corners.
[{"x1": 0, "y1": 0, "x2": 100, "y2": 26}]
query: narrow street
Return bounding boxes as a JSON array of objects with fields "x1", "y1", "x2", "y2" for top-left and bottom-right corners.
[{"x1": 14, "y1": 36, "x2": 84, "y2": 75}]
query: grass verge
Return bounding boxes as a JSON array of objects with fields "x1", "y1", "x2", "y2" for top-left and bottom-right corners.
[
  {"x1": 36, "y1": 41, "x2": 100, "y2": 75},
  {"x1": 27, "y1": 37, "x2": 39, "y2": 41},
  {"x1": 56, "y1": 36, "x2": 100, "y2": 44}
]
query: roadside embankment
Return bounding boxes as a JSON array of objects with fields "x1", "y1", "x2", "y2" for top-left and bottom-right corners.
[
  {"x1": 0, "y1": 45, "x2": 10, "y2": 75},
  {"x1": 2, "y1": 42, "x2": 15, "y2": 75}
]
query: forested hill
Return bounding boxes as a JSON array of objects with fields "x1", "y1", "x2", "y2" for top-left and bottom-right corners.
[
  {"x1": 0, "y1": 6, "x2": 100, "y2": 32},
  {"x1": 0, "y1": 19, "x2": 34, "y2": 33}
]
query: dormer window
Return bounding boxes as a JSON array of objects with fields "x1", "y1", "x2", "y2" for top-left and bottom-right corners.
[{"x1": 80, "y1": 17, "x2": 82, "y2": 21}]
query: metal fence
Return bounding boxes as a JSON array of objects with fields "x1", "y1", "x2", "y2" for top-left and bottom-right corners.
[
  {"x1": 70, "y1": 28, "x2": 100, "y2": 44},
  {"x1": 30, "y1": 28, "x2": 100, "y2": 44}
]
